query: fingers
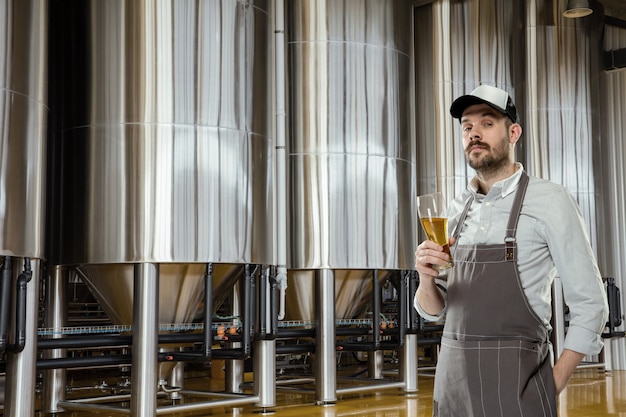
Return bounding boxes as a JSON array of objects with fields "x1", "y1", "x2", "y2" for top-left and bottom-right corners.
[{"x1": 414, "y1": 240, "x2": 447, "y2": 277}]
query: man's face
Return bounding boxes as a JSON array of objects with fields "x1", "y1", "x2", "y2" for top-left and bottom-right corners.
[{"x1": 460, "y1": 103, "x2": 514, "y2": 172}]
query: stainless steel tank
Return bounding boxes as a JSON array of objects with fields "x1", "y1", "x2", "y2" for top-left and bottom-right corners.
[
  {"x1": 287, "y1": 0, "x2": 415, "y2": 271},
  {"x1": 46, "y1": 0, "x2": 272, "y2": 326},
  {"x1": 0, "y1": 0, "x2": 47, "y2": 259},
  {"x1": 47, "y1": 0, "x2": 272, "y2": 267},
  {"x1": 1, "y1": 1, "x2": 48, "y2": 415},
  {"x1": 284, "y1": 0, "x2": 415, "y2": 321}
]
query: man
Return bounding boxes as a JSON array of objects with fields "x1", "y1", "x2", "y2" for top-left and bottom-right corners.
[{"x1": 414, "y1": 85, "x2": 609, "y2": 417}]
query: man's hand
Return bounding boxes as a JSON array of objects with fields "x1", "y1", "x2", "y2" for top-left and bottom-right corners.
[
  {"x1": 553, "y1": 349, "x2": 585, "y2": 394},
  {"x1": 414, "y1": 237, "x2": 455, "y2": 316},
  {"x1": 414, "y1": 237, "x2": 456, "y2": 277}
]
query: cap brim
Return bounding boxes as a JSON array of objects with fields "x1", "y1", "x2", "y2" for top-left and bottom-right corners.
[{"x1": 449, "y1": 95, "x2": 508, "y2": 120}]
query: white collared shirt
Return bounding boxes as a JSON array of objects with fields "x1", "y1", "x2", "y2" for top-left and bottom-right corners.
[{"x1": 415, "y1": 163, "x2": 609, "y2": 355}]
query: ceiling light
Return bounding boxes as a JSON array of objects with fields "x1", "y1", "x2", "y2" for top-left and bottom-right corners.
[{"x1": 563, "y1": 0, "x2": 593, "y2": 18}]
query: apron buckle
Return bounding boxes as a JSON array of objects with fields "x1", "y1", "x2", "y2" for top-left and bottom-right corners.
[{"x1": 504, "y1": 237, "x2": 516, "y2": 260}]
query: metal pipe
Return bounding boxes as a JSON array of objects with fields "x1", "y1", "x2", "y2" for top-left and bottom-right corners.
[
  {"x1": 254, "y1": 339, "x2": 276, "y2": 408},
  {"x1": 41, "y1": 266, "x2": 68, "y2": 413},
  {"x1": 254, "y1": 266, "x2": 276, "y2": 408},
  {"x1": 58, "y1": 390, "x2": 261, "y2": 415},
  {"x1": 408, "y1": 271, "x2": 420, "y2": 333},
  {"x1": 416, "y1": 338, "x2": 443, "y2": 346},
  {"x1": 36, "y1": 345, "x2": 276, "y2": 371},
  {"x1": 336, "y1": 381, "x2": 405, "y2": 396},
  {"x1": 37, "y1": 355, "x2": 133, "y2": 371},
  {"x1": 156, "y1": 395, "x2": 260, "y2": 415},
  {"x1": 315, "y1": 268, "x2": 336, "y2": 404},
  {"x1": 225, "y1": 281, "x2": 244, "y2": 393},
  {"x1": 242, "y1": 264, "x2": 255, "y2": 356},
  {"x1": 275, "y1": 344, "x2": 315, "y2": 354},
  {"x1": 0, "y1": 257, "x2": 12, "y2": 353},
  {"x1": 37, "y1": 332, "x2": 211, "y2": 350},
  {"x1": 54, "y1": 402, "x2": 131, "y2": 415},
  {"x1": 368, "y1": 350, "x2": 384, "y2": 380},
  {"x1": 256, "y1": 264, "x2": 279, "y2": 339},
  {"x1": 258, "y1": 265, "x2": 267, "y2": 335},
  {"x1": 335, "y1": 328, "x2": 378, "y2": 336},
  {"x1": 401, "y1": 333, "x2": 419, "y2": 394},
  {"x1": 4, "y1": 259, "x2": 40, "y2": 417},
  {"x1": 274, "y1": 0, "x2": 288, "y2": 322},
  {"x1": 337, "y1": 340, "x2": 406, "y2": 352},
  {"x1": 11, "y1": 258, "x2": 33, "y2": 353},
  {"x1": 372, "y1": 270, "x2": 381, "y2": 350},
  {"x1": 37, "y1": 345, "x2": 278, "y2": 371},
  {"x1": 269, "y1": 266, "x2": 279, "y2": 337},
  {"x1": 276, "y1": 328, "x2": 315, "y2": 338},
  {"x1": 204, "y1": 264, "x2": 213, "y2": 359},
  {"x1": 37, "y1": 335, "x2": 133, "y2": 349},
  {"x1": 175, "y1": 390, "x2": 256, "y2": 399},
  {"x1": 275, "y1": 378, "x2": 315, "y2": 385},
  {"x1": 130, "y1": 263, "x2": 159, "y2": 417},
  {"x1": 168, "y1": 359, "x2": 185, "y2": 400}
]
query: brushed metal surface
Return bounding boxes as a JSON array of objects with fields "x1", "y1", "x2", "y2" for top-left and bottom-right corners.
[
  {"x1": 287, "y1": 0, "x2": 416, "y2": 270},
  {"x1": 525, "y1": 0, "x2": 604, "y2": 250},
  {"x1": 0, "y1": 0, "x2": 47, "y2": 259},
  {"x1": 415, "y1": 0, "x2": 525, "y2": 201},
  {"x1": 46, "y1": 0, "x2": 272, "y2": 265},
  {"x1": 284, "y1": 270, "x2": 378, "y2": 322},
  {"x1": 78, "y1": 263, "x2": 242, "y2": 325}
]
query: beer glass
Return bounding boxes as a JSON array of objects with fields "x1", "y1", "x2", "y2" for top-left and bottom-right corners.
[{"x1": 416, "y1": 192, "x2": 454, "y2": 270}]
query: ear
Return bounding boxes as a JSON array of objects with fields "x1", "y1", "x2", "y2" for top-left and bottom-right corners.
[{"x1": 509, "y1": 123, "x2": 522, "y2": 144}]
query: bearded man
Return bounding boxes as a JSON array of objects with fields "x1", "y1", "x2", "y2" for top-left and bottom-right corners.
[{"x1": 414, "y1": 85, "x2": 608, "y2": 417}]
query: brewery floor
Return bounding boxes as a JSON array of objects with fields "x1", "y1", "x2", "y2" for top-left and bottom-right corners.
[{"x1": 34, "y1": 367, "x2": 626, "y2": 417}]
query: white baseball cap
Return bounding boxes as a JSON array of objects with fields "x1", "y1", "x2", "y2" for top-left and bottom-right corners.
[{"x1": 450, "y1": 85, "x2": 519, "y2": 123}]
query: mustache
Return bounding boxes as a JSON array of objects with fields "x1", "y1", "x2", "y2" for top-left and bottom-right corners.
[{"x1": 465, "y1": 141, "x2": 489, "y2": 153}]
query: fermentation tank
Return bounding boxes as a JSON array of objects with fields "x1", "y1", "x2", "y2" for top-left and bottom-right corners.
[
  {"x1": 284, "y1": 0, "x2": 415, "y2": 321},
  {"x1": 1, "y1": 0, "x2": 48, "y2": 415},
  {"x1": 0, "y1": 0, "x2": 47, "y2": 260},
  {"x1": 46, "y1": 0, "x2": 272, "y2": 339}
]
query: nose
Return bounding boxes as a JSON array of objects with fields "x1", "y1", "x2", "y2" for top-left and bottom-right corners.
[{"x1": 467, "y1": 125, "x2": 481, "y2": 140}]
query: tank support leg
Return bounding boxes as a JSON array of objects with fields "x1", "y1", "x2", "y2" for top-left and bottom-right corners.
[
  {"x1": 42, "y1": 266, "x2": 68, "y2": 412},
  {"x1": 315, "y1": 268, "x2": 336, "y2": 405},
  {"x1": 131, "y1": 263, "x2": 159, "y2": 417}
]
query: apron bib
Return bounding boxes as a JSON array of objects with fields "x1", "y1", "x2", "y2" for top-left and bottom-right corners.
[{"x1": 433, "y1": 172, "x2": 557, "y2": 417}]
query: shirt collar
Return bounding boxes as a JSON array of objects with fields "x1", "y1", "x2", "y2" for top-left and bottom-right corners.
[{"x1": 468, "y1": 163, "x2": 524, "y2": 199}]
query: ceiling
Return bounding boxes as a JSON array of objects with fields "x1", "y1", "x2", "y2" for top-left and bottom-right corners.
[{"x1": 602, "y1": 0, "x2": 626, "y2": 22}]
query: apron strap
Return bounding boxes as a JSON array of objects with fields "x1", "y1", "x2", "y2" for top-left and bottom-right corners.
[
  {"x1": 505, "y1": 171, "x2": 529, "y2": 260},
  {"x1": 452, "y1": 196, "x2": 474, "y2": 240},
  {"x1": 452, "y1": 171, "x2": 530, "y2": 258}
]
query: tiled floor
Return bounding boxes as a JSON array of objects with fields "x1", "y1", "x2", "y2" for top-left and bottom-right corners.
[{"x1": 35, "y1": 368, "x2": 626, "y2": 416}]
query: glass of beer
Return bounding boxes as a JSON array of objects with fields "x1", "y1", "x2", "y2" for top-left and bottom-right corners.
[{"x1": 417, "y1": 192, "x2": 454, "y2": 270}]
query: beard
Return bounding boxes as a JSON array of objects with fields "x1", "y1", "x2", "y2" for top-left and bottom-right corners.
[{"x1": 465, "y1": 135, "x2": 510, "y2": 173}]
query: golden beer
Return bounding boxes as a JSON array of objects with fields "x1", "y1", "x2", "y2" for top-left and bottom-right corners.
[{"x1": 420, "y1": 216, "x2": 453, "y2": 270}]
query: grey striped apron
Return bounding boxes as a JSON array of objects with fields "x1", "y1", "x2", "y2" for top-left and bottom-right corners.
[{"x1": 432, "y1": 172, "x2": 557, "y2": 417}]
